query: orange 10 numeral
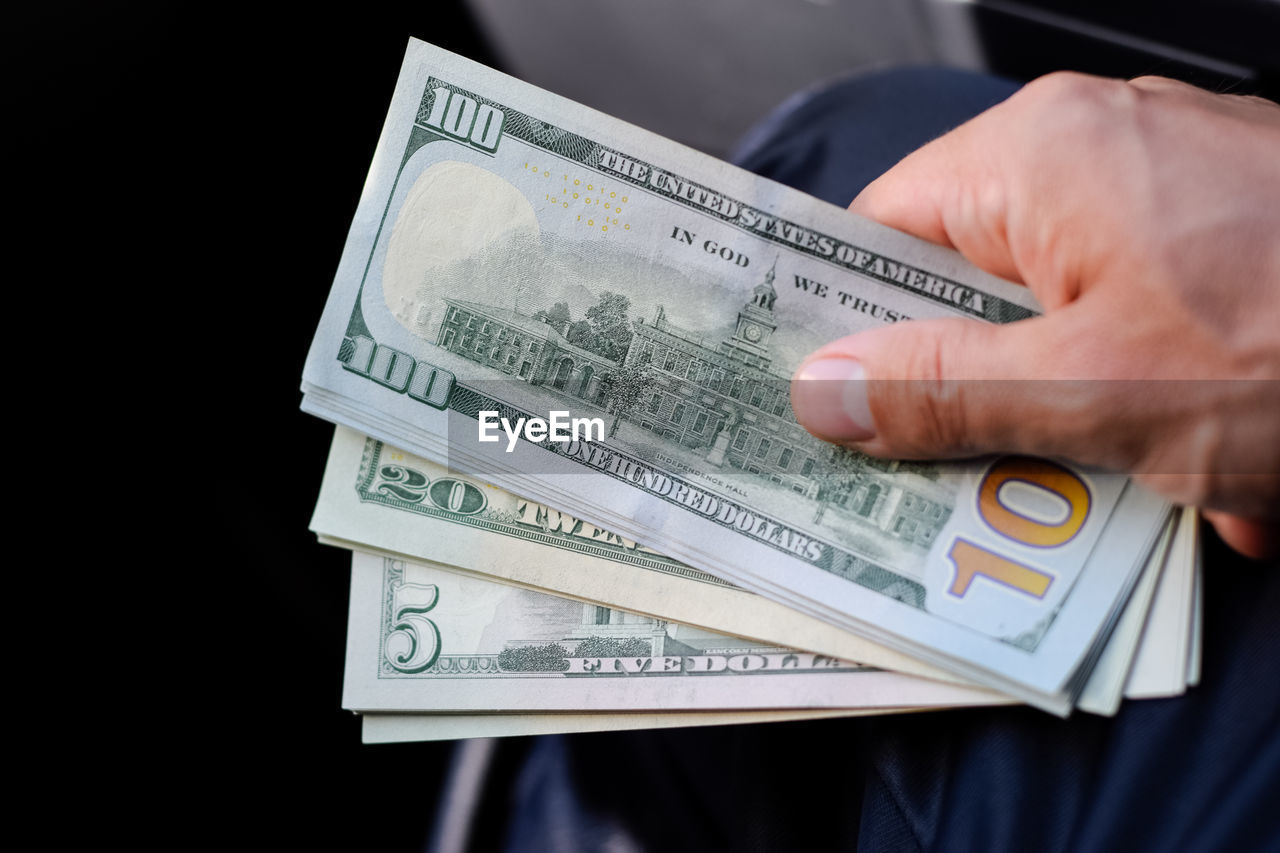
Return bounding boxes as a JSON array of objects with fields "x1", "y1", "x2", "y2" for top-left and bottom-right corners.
[
  {"x1": 947, "y1": 539, "x2": 1053, "y2": 598},
  {"x1": 947, "y1": 457, "x2": 1092, "y2": 600}
]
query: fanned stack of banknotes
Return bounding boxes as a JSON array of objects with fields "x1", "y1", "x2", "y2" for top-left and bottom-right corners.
[{"x1": 301, "y1": 40, "x2": 1202, "y2": 744}]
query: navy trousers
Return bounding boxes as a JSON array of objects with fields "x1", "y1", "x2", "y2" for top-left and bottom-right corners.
[{"x1": 497, "y1": 68, "x2": 1280, "y2": 853}]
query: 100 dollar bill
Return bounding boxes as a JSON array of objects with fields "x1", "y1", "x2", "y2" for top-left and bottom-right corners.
[{"x1": 302, "y1": 39, "x2": 1170, "y2": 712}]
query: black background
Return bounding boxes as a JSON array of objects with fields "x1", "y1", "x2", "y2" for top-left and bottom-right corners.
[
  {"x1": 15, "y1": 5, "x2": 504, "y2": 849},
  {"x1": 169, "y1": 7, "x2": 502, "y2": 850}
]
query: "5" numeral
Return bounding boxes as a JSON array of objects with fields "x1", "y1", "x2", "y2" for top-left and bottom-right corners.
[{"x1": 384, "y1": 583, "x2": 442, "y2": 673}]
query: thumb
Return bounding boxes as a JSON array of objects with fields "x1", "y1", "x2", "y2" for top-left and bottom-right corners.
[{"x1": 790, "y1": 311, "x2": 1103, "y2": 462}]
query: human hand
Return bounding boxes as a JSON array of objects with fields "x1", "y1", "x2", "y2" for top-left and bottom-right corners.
[{"x1": 789, "y1": 74, "x2": 1280, "y2": 558}]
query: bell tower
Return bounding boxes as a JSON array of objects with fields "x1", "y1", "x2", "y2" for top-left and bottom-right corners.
[{"x1": 720, "y1": 260, "x2": 779, "y2": 367}]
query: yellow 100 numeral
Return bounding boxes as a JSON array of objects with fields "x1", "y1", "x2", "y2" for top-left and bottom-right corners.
[
  {"x1": 947, "y1": 539, "x2": 1053, "y2": 598},
  {"x1": 947, "y1": 457, "x2": 1092, "y2": 600}
]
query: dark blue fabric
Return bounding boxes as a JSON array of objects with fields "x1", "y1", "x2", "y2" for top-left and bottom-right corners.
[
  {"x1": 502, "y1": 709, "x2": 869, "y2": 851},
  {"x1": 729, "y1": 66, "x2": 1022, "y2": 209},
  {"x1": 856, "y1": 531, "x2": 1280, "y2": 852},
  {"x1": 497, "y1": 67, "x2": 1280, "y2": 853}
]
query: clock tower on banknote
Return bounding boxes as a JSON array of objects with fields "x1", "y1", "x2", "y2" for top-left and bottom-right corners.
[{"x1": 721, "y1": 260, "x2": 779, "y2": 368}]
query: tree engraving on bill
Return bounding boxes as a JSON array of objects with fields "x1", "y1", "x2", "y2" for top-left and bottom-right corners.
[{"x1": 378, "y1": 557, "x2": 871, "y2": 681}]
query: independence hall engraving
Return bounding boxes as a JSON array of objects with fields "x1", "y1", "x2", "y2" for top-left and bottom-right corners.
[
  {"x1": 435, "y1": 267, "x2": 951, "y2": 549},
  {"x1": 624, "y1": 266, "x2": 815, "y2": 489},
  {"x1": 436, "y1": 298, "x2": 617, "y2": 405}
]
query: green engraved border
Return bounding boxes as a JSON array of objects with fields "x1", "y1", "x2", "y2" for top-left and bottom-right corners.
[{"x1": 378, "y1": 557, "x2": 404, "y2": 678}]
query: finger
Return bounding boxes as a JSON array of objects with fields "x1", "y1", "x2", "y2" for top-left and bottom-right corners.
[
  {"x1": 789, "y1": 309, "x2": 1126, "y2": 464},
  {"x1": 848, "y1": 101, "x2": 1026, "y2": 285},
  {"x1": 849, "y1": 72, "x2": 1140, "y2": 307},
  {"x1": 1202, "y1": 510, "x2": 1280, "y2": 561}
]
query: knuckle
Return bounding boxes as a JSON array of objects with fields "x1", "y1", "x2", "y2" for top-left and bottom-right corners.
[
  {"x1": 897, "y1": 325, "x2": 972, "y2": 452},
  {"x1": 1021, "y1": 71, "x2": 1114, "y2": 108},
  {"x1": 1128, "y1": 74, "x2": 1183, "y2": 91},
  {"x1": 954, "y1": 176, "x2": 1011, "y2": 259},
  {"x1": 1015, "y1": 72, "x2": 1136, "y2": 135},
  {"x1": 921, "y1": 377, "x2": 972, "y2": 453}
]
